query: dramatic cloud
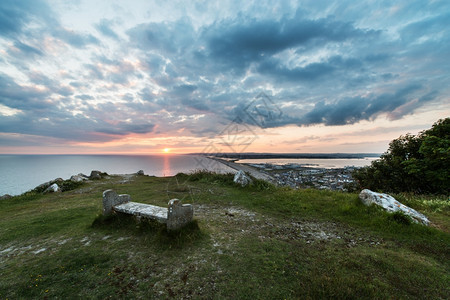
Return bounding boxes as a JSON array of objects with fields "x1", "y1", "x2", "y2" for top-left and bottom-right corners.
[
  {"x1": 302, "y1": 84, "x2": 428, "y2": 125},
  {"x1": 202, "y1": 13, "x2": 376, "y2": 72},
  {"x1": 0, "y1": 0, "x2": 449, "y2": 153}
]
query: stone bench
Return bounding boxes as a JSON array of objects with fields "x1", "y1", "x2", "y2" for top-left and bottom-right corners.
[{"x1": 102, "y1": 189, "x2": 194, "y2": 230}]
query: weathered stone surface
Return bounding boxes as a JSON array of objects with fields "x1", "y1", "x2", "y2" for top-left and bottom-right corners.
[
  {"x1": 44, "y1": 183, "x2": 61, "y2": 194},
  {"x1": 115, "y1": 202, "x2": 168, "y2": 223},
  {"x1": 102, "y1": 189, "x2": 131, "y2": 215},
  {"x1": 167, "y1": 199, "x2": 194, "y2": 230},
  {"x1": 70, "y1": 175, "x2": 87, "y2": 182},
  {"x1": 359, "y1": 189, "x2": 429, "y2": 225},
  {"x1": 90, "y1": 170, "x2": 103, "y2": 180},
  {"x1": 234, "y1": 170, "x2": 252, "y2": 187},
  {"x1": 137, "y1": 170, "x2": 144, "y2": 175}
]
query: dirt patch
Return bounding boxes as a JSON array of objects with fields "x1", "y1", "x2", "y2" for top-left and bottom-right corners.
[{"x1": 193, "y1": 203, "x2": 383, "y2": 249}]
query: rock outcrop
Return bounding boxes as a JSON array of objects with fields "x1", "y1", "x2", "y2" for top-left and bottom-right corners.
[
  {"x1": 90, "y1": 170, "x2": 103, "y2": 180},
  {"x1": 28, "y1": 171, "x2": 105, "y2": 195},
  {"x1": 359, "y1": 189, "x2": 429, "y2": 225},
  {"x1": 70, "y1": 175, "x2": 87, "y2": 182},
  {"x1": 234, "y1": 170, "x2": 252, "y2": 187},
  {"x1": 34, "y1": 178, "x2": 64, "y2": 193},
  {"x1": 0, "y1": 194, "x2": 12, "y2": 200}
]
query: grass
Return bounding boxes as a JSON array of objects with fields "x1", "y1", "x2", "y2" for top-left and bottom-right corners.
[{"x1": 0, "y1": 171, "x2": 449, "y2": 299}]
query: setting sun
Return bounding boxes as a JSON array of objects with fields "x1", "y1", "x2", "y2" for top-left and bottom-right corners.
[{"x1": 163, "y1": 148, "x2": 170, "y2": 153}]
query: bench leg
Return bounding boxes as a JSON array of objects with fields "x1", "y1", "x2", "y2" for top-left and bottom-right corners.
[
  {"x1": 167, "y1": 199, "x2": 194, "y2": 230},
  {"x1": 102, "y1": 189, "x2": 131, "y2": 215}
]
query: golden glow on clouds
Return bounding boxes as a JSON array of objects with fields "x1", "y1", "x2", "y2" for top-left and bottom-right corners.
[{"x1": 1, "y1": 108, "x2": 447, "y2": 155}]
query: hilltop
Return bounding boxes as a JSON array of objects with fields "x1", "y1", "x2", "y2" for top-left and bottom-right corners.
[{"x1": 0, "y1": 171, "x2": 449, "y2": 299}]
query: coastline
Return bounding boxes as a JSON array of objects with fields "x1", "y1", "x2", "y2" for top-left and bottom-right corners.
[
  {"x1": 209, "y1": 157, "x2": 276, "y2": 183},
  {"x1": 0, "y1": 154, "x2": 235, "y2": 196},
  {"x1": 0, "y1": 157, "x2": 274, "y2": 198},
  {"x1": 1, "y1": 154, "x2": 372, "y2": 196}
]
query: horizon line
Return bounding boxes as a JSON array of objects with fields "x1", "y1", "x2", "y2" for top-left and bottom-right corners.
[{"x1": 0, "y1": 152, "x2": 382, "y2": 156}]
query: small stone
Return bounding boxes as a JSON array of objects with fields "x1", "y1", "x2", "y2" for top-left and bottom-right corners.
[
  {"x1": 90, "y1": 170, "x2": 103, "y2": 180},
  {"x1": 70, "y1": 175, "x2": 86, "y2": 182},
  {"x1": 33, "y1": 248, "x2": 47, "y2": 255},
  {"x1": 44, "y1": 183, "x2": 61, "y2": 194},
  {"x1": 233, "y1": 170, "x2": 252, "y2": 187},
  {"x1": 0, "y1": 194, "x2": 12, "y2": 200}
]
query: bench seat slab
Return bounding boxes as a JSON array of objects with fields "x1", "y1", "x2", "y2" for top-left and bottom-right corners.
[{"x1": 114, "y1": 202, "x2": 168, "y2": 223}]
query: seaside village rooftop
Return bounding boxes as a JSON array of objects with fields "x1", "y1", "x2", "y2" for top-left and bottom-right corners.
[{"x1": 246, "y1": 162, "x2": 358, "y2": 191}]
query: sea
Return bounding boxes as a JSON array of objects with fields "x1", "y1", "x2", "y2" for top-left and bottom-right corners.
[
  {"x1": 0, "y1": 155, "x2": 234, "y2": 196},
  {"x1": 0, "y1": 154, "x2": 378, "y2": 196}
]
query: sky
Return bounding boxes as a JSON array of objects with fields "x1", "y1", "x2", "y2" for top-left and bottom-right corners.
[{"x1": 0, "y1": 0, "x2": 449, "y2": 155}]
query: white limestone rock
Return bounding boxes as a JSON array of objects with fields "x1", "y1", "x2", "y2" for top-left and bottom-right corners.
[
  {"x1": 234, "y1": 170, "x2": 252, "y2": 187},
  {"x1": 44, "y1": 183, "x2": 61, "y2": 194},
  {"x1": 359, "y1": 189, "x2": 429, "y2": 225}
]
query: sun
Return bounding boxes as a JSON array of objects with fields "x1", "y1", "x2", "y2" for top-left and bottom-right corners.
[{"x1": 163, "y1": 148, "x2": 170, "y2": 153}]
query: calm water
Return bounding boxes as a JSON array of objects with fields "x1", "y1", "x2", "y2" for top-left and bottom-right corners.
[
  {"x1": 236, "y1": 157, "x2": 379, "y2": 169},
  {"x1": 0, "y1": 155, "x2": 234, "y2": 196}
]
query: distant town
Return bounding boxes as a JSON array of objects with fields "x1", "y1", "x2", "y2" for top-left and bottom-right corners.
[
  {"x1": 199, "y1": 153, "x2": 378, "y2": 192},
  {"x1": 243, "y1": 162, "x2": 359, "y2": 191},
  {"x1": 192, "y1": 152, "x2": 381, "y2": 159}
]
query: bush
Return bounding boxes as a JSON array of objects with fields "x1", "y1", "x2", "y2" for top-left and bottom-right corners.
[
  {"x1": 353, "y1": 118, "x2": 449, "y2": 194},
  {"x1": 59, "y1": 180, "x2": 84, "y2": 192},
  {"x1": 249, "y1": 177, "x2": 276, "y2": 191},
  {"x1": 187, "y1": 170, "x2": 235, "y2": 185}
]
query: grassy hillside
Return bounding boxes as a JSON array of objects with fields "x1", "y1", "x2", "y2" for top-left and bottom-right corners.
[{"x1": 1, "y1": 171, "x2": 449, "y2": 299}]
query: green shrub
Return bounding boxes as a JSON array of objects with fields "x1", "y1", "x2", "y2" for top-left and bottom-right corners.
[
  {"x1": 187, "y1": 170, "x2": 235, "y2": 185},
  {"x1": 249, "y1": 178, "x2": 275, "y2": 191},
  {"x1": 59, "y1": 180, "x2": 84, "y2": 192},
  {"x1": 353, "y1": 118, "x2": 449, "y2": 194}
]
